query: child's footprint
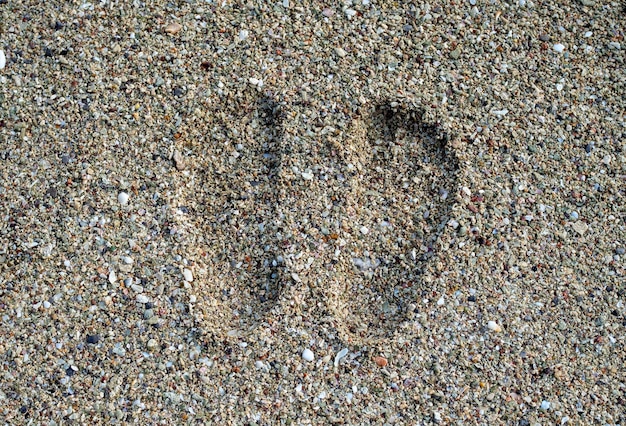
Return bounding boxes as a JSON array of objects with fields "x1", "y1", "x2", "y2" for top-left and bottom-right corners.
[
  {"x1": 174, "y1": 95, "x2": 285, "y2": 335},
  {"x1": 328, "y1": 103, "x2": 459, "y2": 342}
]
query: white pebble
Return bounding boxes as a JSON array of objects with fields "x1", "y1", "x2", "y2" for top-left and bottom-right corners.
[
  {"x1": 118, "y1": 192, "x2": 129, "y2": 205},
  {"x1": 0, "y1": 50, "x2": 5, "y2": 70},
  {"x1": 541, "y1": 400, "x2": 551, "y2": 410},
  {"x1": 249, "y1": 77, "x2": 263, "y2": 87},
  {"x1": 556, "y1": 83, "x2": 564, "y2": 91},
  {"x1": 301, "y1": 171, "x2": 314, "y2": 180},
  {"x1": 108, "y1": 270, "x2": 117, "y2": 284},
  {"x1": 183, "y1": 268, "x2": 193, "y2": 282},
  {"x1": 254, "y1": 360, "x2": 264, "y2": 369},
  {"x1": 602, "y1": 155, "x2": 611, "y2": 165},
  {"x1": 437, "y1": 296, "x2": 445, "y2": 306},
  {"x1": 302, "y1": 348, "x2": 314, "y2": 362},
  {"x1": 359, "y1": 226, "x2": 369, "y2": 235},
  {"x1": 487, "y1": 321, "x2": 502, "y2": 332},
  {"x1": 238, "y1": 29, "x2": 249, "y2": 41},
  {"x1": 122, "y1": 256, "x2": 134, "y2": 264},
  {"x1": 43, "y1": 301, "x2": 51, "y2": 309},
  {"x1": 344, "y1": 8, "x2": 357, "y2": 18},
  {"x1": 553, "y1": 43, "x2": 565, "y2": 53},
  {"x1": 136, "y1": 294, "x2": 150, "y2": 304},
  {"x1": 584, "y1": 31, "x2": 593, "y2": 38}
]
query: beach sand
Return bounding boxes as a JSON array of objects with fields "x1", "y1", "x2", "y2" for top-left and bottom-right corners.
[{"x1": 0, "y1": 0, "x2": 624, "y2": 423}]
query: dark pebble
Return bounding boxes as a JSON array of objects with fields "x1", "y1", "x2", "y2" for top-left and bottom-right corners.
[
  {"x1": 66, "y1": 367, "x2": 75, "y2": 377},
  {"x1": 86, "y1": 334, "x2": 100, "y2": 344},
  {"x1": 584, "y1": 144, "x2": 592, "y2": 153},
  {"x1": 467, "y1": 295, "x2": 476, "y2": 302},
  {"x1": 145, "y1": 302, "x2": 154, "y2": 309},
  {"x1": 61, "y1": 154, "x2": 70, "y2": 164}
]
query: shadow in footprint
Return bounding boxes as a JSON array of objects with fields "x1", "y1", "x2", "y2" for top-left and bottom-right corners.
[
  {"x1": 177, "y1": 95, "x2": 285, "y2": 336},
  {"x1": 329, "y1": 102, "x2": 459, "y2": 343}
]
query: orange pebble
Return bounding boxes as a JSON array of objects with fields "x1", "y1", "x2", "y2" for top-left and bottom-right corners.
[{"x1": 374, "y1": 356, "x2": 388, "y2": 367}]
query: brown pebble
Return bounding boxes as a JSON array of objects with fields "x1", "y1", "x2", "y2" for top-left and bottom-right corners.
[
  {"x1": 374, "y1": 356, "x2": 388, "y2": 367},
  {"x1": 164, "y1": 22, "x2": 182, "y2": 35}
]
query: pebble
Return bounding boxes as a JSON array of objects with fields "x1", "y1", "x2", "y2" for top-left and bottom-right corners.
[
  {"x1": 487, "y1": 321, "x2": 502, "y2": 332},
  {"x1": 359, "y1": 226, "x2": 369, "y2": 235},
  {"x1": 322, "y1": 8, "x2": 334, "y2": 17},
  {"x1": 302, "y1": 348, "x2": 314, "y2": 362},
  {"x1": 118, "y1": 192, "x2": 129, "y2": 206},
  {"x1": 344, "y1": 8, "x2": 357, "y2": 18},
  {"x1": 572, "y1": 221, "x2": 588, "y2": 236},
  {"x1": 147, "y1": 339, "x2": 158, "y2": 351},
  {"x1": 173, "y1": 150, "x2": 186, "y2": 171},
  {"x1": 164, "y1": 22, "x2": 182, "y2": 35},
  {"x1": 374, "y1": 356, "x2": 388, "y2": 367},
  {"x1": 108, "y1": 270, "x2": 117, "y2": 285},
  {"x1": 0, "y1": 50, "x2": 5, "y2": 70},
  {"x1": 136, "y1": 294, "x2": 150, "y2": 304},
  {"x1": 541, "y1": 400, "x2": 551, "y2": 410},
  {"x1": 183, "y1": 268, "x2": 193, "y2": 282},
  {"x1": 86, "y1": 334, "x2": 100, "y2": 344},
  {"x1": 335, "y1": 47, "x2": 347, "y2": 58},
  {"x1": 553, "y1": 43, "x2": 565, "y2": 53}
]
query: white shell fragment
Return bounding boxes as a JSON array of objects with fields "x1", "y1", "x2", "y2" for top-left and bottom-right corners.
[
  {"x1": 487, "y1": 321, "x2": 502, "y2": 332},
  {"x1": 0, "y1": 50, "x2": 5, "y2": 70},
  {"x1": 334, "y1": 348, "x2": 349, "y2": 367},
  {"x1": 118, "y1": 192, "x2": 129, "y2": 205},
  {"x1": 302, "y1": 348, "x2": 314, "y2": 362},
  {"x1": 183, "y1": 268, "x2": 193, "y2": 282}
]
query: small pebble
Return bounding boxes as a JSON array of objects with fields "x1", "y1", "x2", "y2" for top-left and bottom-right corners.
[
  {"x1": 164, "y1": 22, "x2": 182, "y2": 35},
  {"x1": 553, "y1": 43, "x2": 565, "y2": 53},
  {"x1": 183, "y1": 268, "x2": 193, "y2": 282},
  {"x1": 335, "y1": 47, "x2": 347, "y2": 58},
  {"x1": 173, "y1": 150, "x2": 186, "y2": 171},
  {"x1": 86, "y1": 334, "x2": 100, "y2": 344},
  {"x1": 108, "y1": 270, "x2": 117, "y2": 285},
  {"x1": 344, "y1": 8, "x2": 357, "y2": 18},
  {"x1": 43, "y1": 300, "x2": 51, "y2": 309},
  {"x1": 322, "y1": 8, "x2": 334, "y2": 17},
  {"x1": 569, "y1": 211, "x2": 579, "y2": 220},
  {"x1": 360, "y1": 226, "x2": 369, "y2": 235},
  {"x1": 374, "y1": 356, "x2": 388, "y2": 367},
  {"x1": 487, "y1": 321, "x2": 502, "y2": 332},
  {"x1": 541, "y1": 400, "x2": 551, "y2": 410},
  {"x1": 0, "y1": 50, "x2": 5, "y2": 70},
  {"x1": 136, "y1": 294, "x2": 150, "y2": 304},
  {"x1": 118, "y1": 192, "x2": 129, "y2": 206},
  {"x1": 147, "y1": 339, "x2": 158, "y2": 351},
  {"x1": 302, "y1": 348, "x2": 314, "y2": 362}
]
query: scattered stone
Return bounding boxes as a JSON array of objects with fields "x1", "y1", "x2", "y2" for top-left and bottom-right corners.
[
  {"x1": 572, "y1": 221, "x2": 588, "y2": 235},
  {"x1": 334, "y1": 348, "x2": 349, "y2": 367},
  {"x1": 86, "y1": 334, "x2": 100, "y2": 344},
  {"x1": 183, "y1": 268, "x2": 193, "y2": 282},
  {"x1": 164, "y1": 23, "x2": 182, "y2": 35},
  {"x1": 302, "y1": 348, "x2": 314, "y2": 362},
  {"x1": 0, "y1": 50, "x2": 5, "y2": 70},
  {"x1": 487, "y1": 321, "x2": 502, "y2": 332},
  {"x1": 374, "y1": 356, "x2": 388, "y2": 367},
  {"x1": 136, "y1": 294, "x2": 150, "y2": 304},
  {"x1": 553, "y1": 43, "x2": 565, "y2": 53},
  {"x1": 147, "y1": 339, "x2": 158, "y2": 351},
  {"x1": 118, "y1": 192, "x2": 129, "y2": 206},
  {"x1": 173, "y1": 150, "x2": 186, "y2": 171}
]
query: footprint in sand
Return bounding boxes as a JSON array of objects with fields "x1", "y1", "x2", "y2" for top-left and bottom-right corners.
[
  {"x1": 326, "y1": 102, "x2": 459, "y2": 343},
  {"x1": 174, "y1": 94, "x2": 286, "y2": 335}
]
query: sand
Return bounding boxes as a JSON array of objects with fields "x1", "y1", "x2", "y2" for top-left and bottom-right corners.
[{"x1": 0, "y1": 0, "x2": 624, "y2": 424}]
